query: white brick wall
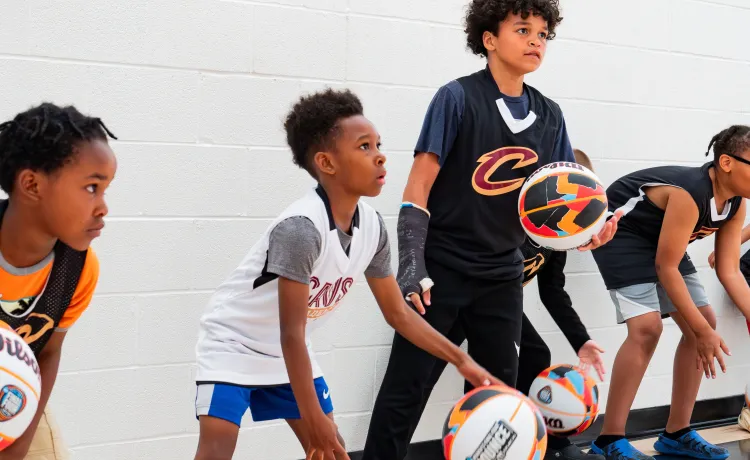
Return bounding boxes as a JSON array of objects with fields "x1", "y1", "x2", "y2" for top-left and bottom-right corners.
[{"x1": 1, "y1": 0, "x2": 749, "y2": 458}]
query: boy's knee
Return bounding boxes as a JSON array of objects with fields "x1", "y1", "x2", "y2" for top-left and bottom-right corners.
[
  {"x1": 630, "y1": 317, "x2": 663, "y2": 349},
  {"x1": 700, "y1": 305, "x2": 717, "y2": 329}
]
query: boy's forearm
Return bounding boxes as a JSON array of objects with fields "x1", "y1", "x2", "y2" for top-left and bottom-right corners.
[
  {"x1": 388, "y1": 307, "x2": 466, "y2": 368},
  {"x1": 403, "y1": 180, "x2": 430, "y2": 208},
  {"x1": 280, "y1": 332, "x2": 323, "y2": 419},
  {"x1": 718, "y1": 270, "x2": 750, "y2": 319},
  {"x1": 657, "y1": 266, "x2": 711, "y2": 334},
  {"x1": 0, "y1": 348, "x2": 61, "y2": 458}
]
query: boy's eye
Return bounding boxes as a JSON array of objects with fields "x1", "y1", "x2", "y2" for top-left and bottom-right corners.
[
  {"x1": 539, "y1": 32, "x2": 548, "y2": 39},
  {"x1": 517, "y1": 28, "x2": 528, "y2": 35},
  {"x1": 360, "y1": 143, "x2": 370, "y2": 150},
  {"x1": 86, "y1": 184, "x2": 97, "y2": 193}
]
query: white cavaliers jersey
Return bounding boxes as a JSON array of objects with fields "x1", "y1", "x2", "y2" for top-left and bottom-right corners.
[{"x1": 195, "y1": 186, "x2": 382, "y2": 386}]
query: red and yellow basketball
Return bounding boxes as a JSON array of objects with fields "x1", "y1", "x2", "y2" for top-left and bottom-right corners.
[
  {"x1": 518, "y1": 162, "x2": 608, "y2": 250},
  {"x1": 528, "y1": 365, "x2": 600, "y2": 437},
  {"x1": 442, "y1": 385, "x2": 547, "y2": 460}
]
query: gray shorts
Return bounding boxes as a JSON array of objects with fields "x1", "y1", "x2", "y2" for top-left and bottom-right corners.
[{"x1": 609, "y1": 272, "x2": 710, "y2": 324}]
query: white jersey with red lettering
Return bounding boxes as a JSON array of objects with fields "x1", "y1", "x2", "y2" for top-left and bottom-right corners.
[{"x1": 195, "y1": 186, "x2": 381, "y2": 386}]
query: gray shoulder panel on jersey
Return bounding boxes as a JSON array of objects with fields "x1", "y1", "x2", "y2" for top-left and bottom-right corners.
[
  {"x1": 365, "y1": 212, "x2": 393, "y2": 278},
  {"x1": 266, "y1": 216, "x2": 322, "y2": 284}
]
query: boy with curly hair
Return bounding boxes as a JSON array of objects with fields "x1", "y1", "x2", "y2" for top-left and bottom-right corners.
[
  {"x1": 192, "y1": 88, "x2": 504, "y2": 460},
  {"x1": 362, "y1": 1, "x2": 619, "y2": 459},
  {"x1": 0, "y1": 102, "x2": 117, "y2": 459}
]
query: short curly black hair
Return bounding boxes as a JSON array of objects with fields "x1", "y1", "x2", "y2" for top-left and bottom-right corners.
[
  {"x1": 0, "y1": 103, "x2": 117, "y2": 194},
  {"x1": 465, "y1": 0, "x2": 563, "y2": 57},
  {"x1": 284, "y1": 88, "x2": 364, "y2": 179},
  {"x1": 705, "y1": 125, "x2": 750, "y2": 163}
]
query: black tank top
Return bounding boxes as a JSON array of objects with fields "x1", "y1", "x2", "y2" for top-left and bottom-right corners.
[
  {"x1": 426, "y1": 67, "x2": 564, "y2": 280},
  {"x1": 592, "y1": 162, "x2": 743, "y2": 289}
]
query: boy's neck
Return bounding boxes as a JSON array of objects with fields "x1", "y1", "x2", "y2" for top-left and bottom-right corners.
[
  {"x1": 0, "y1": 200, "x2": 57, "y2": 268},
  {"x1": 709, "y1": 167, "x2": 732, "y2": 211},
  {"x1": 319, "y1": 183, "x2": 359, "y2": 233},
  {"x1": 487, "y1": 55, "x2": 525, "y2": 97}
]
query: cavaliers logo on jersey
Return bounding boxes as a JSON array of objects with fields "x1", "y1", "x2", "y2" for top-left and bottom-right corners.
[
  {"x1": 472, "y1": 147, "x2": 539, "y2": 196},
  {"x1": 307, "y1": 276, "x2": 354, "y2": 320}
]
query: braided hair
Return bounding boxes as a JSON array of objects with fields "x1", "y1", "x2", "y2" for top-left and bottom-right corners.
[
  {"x1": 0, "y1": 103, "x2": 117, "y2": 194},
  {"x1": 705, "y1": 125, "x2": 750, "y2": 163}
]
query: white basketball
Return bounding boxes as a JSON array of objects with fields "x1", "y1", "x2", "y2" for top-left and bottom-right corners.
[
  {"x1": 0, "y1": 325, "x2": 42, "y2": 451},
  {"x1": 528, "y1": 365, "x2": 599, "y2": 437},
  {"x1": 443, "y1": 386, "x2": 547, "y2": 460},
  {"x1": 518, "y1": 162, "x2": 609, "y2": 250}
]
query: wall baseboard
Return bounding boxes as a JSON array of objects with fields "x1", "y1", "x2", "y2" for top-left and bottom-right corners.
[{"x1": 345, "y1": 394, "x2": 744, "y2": 459}]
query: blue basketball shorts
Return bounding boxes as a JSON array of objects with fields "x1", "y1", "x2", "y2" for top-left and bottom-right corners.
[{"x1": 194, "y1": 377, "x2": 334, "y2": 426}]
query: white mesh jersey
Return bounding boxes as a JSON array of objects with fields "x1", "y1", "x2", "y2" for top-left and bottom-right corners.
[{"x1": 195, "y1": 186, "x2": 382, "y2": 386}]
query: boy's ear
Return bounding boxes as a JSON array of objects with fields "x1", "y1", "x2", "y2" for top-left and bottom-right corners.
[
  {"x1": 482, "y1": 30, "x2": 498, "y2": 53},
  {"x1": 15, "y1": 169, "x2": 43, "y2": 202},
  {"x1": 718, "y1": 154, "x2": 733, "y2": 173},
  {"x1": 313, "y1": 151, "x2": 336, "y2": 177}
]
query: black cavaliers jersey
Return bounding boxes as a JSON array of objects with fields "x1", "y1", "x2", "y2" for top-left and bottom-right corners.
[
  {"x1": 425, "y1": 68, "x2": 566, "y2": 280},
  {"x1": 592, "y1": 162, "x2": 743, "y2": 289},
  {"x1": 0, "y1": 200, "x2": 87, "y2": 355}
]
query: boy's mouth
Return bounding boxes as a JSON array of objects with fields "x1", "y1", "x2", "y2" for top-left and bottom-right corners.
[
  {"x1": 87, "y1": 222, "x2": 105, "y2": 237},
  {"x1": 376, "y1": 170, "x2": 387, "y2": 185},
  {"x1": 525, "y1": 50, "x2": 541, "y2": 59}
]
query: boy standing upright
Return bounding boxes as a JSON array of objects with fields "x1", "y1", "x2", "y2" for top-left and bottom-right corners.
[
  {"x1": 0, "y1": 103, "x2": 117, "y2": 459},
  {"x1": 363, "y1": 2, "x2": 619, "y2": 459}
]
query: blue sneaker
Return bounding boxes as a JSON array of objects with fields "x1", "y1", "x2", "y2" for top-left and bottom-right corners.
[
  {"x1": 653, "y1": 430, "x2": 729, "y2": 459},
  {"x1": 589, "y1": 439, "x2": 654, "y2": 460}
]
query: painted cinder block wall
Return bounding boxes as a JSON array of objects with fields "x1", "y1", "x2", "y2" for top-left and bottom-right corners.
[{"x1": 1, "y1": 0, "x2": 749, "y2": 458}]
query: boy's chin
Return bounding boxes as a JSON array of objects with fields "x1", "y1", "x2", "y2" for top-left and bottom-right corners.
[
  {"x1": 60, "y1": 235, "x2": 95, "y2": 252},
  {"x1": 361, "y1": 185, "x2": 384, "y2": 198},
  {"x1": 514, "y1": 61, "x2": 542, "y2": 75}
]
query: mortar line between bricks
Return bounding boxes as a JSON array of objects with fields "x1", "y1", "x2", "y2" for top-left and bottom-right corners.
[
  {"x1": 95, "y1": 289, "x2": 214, "y2": 297},
  {"x1": 555, "y1": 37, "x2": 750, "y2": 64},
  {"x1": 111, "y1": 139, "x2": 415, "y2": 156},
  {"x1": 69, "y1": 433, "x2": 199, "y2": 451},
  {"x1": 219, "y1": 0, "x2": 465, "y2": 28},
  {"x1": 58, "y1": 362, "x2": 195, "y2": 376},
  {"x1": 1, "y1": 52, "x2": 748, "y2": 109},
  {"x1": 688, "y1": 0, "x2": 750, "y2": 10},
  {"x1": 552, "y1": 96, "x2": 750, "y2": 115},
  {"x1": 0, "y1": 52, "x2": 437, "y2": 90}
]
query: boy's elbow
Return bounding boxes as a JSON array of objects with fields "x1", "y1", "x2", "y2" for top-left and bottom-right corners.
[
  {"x1": 715, "y1": 265, "x2": 738, "y2": 284},
  {"x1": 279, "y1": 325, "x2": 305, "y2": 347},
  {"x1": 383, "y1": 308, "x2": 409, "y2": 330}
]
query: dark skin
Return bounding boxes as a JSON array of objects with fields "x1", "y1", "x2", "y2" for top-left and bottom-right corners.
[
  {"x1": 601, "y1": 150, "x2": 750, "y2": 437},
  {"x1": 195, "y1": 115, "x2": 504, "y2": 460},
  {"x1": 647, "y1": 152, "x2": 750, "y2": 377},
  {"x1": 0, "y1": 139, "x2": 116, "y2": 458}
]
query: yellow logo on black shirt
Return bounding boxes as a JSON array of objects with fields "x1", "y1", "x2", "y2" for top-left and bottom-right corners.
[
  {"x1": 0, "y1": 297, "x2": 55, "y2": 345},
  {"x1": 0, "y1": 296, "x2": 35, "y2": 317},
  {"x1": 522, "y1": 252, "x2": 546, "y2": 286},
  {"x1": 472, "y1": 147, "x2": 539, "y2": 196},
  {"x1": 690, "y1": 227, "x2": 718, "y2": 242}
]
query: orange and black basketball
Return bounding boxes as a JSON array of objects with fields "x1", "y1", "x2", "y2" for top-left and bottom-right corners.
[{"x1": 518, "y1": 163, "x2": 608, "y2": 250}]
